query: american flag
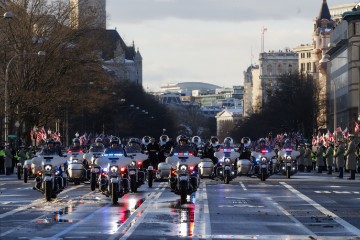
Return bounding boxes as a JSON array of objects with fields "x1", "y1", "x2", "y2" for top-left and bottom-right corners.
[
  {"x1": 355, "y1": 121, "x2": 359, "y2": 133},
  {"x1": 36, "y1": 128, "x2": 47, "y2": 143}
]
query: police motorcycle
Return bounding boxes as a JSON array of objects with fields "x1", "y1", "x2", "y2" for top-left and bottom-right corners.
[
  {"x1": 66, "y1": 138, "x2": 86, "y2": 185},
  {"x1": 94, "y1": 137, "x2": 132, "y2": 204},
  {"x1": 236, "y1": 137, "x2": 253, "y2": 177},
  {"x1": 83, "y1": 138, "x2": 105, "y2": 191},
  {"x1": 213, "y1": 137, "x2": 239, "y2": 184},
  {"x1": 155, "y1": 135, "x2": 172, "y2": 182},
  {"x1": 125, "y1": 138, "x2": 148, "y2": 193},
  {"x1": 251, "y1": 139, "x2": 276, "y2": 181},
  {"x1": 32, "y1": 140, "x2": 67, "y2": 201},
  {"x1": 167, "y1": 135, "x2": 201, "y2": 203},
  {"x1": 277, "y1": 141, "x2": 300, "y2": 178},
  {"x1": 196, "y1": 136, "x2": 215, "y2": 178}
]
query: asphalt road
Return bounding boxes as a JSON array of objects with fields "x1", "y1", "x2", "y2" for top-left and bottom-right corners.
[{"x1": 1, "y1": 171, "x2": 360, "y2": 240}]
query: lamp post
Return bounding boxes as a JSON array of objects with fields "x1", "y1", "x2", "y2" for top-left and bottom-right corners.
[{"x1": 4, "y1": 51, "x2": 46, "y2": 143}]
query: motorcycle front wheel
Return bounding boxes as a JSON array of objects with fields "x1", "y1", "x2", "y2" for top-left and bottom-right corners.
[
  {"x1": 148, "y1": 171, "x2": 153, "y2": 188},
  {"x1": 111, "y1": 182, "x2": 118, "y2": 204},
  {"x1": 23, "y1": 168, "x2": 28, "y2": 183},
  {"x1": 17, "y1": 166, "x2": 21, "y2": 180},
  {"x1": 130, "y1": 175, "x2": 137, "y2": 193},
  {"x1": 44, "y1": 181, "x2": 52, "y2": 201},
  {"x1": 90, "y1": 173, "x2": 96, "y2": 191},
  {"x1": 261, "y1": 171, "x2": 266, "y2": 181},
  {"x1": 224, "y1": 170, "x2": 230, "y2": 184},
  {"x1": 287, "y1": 166, "x2": 291, "y2": 179}
]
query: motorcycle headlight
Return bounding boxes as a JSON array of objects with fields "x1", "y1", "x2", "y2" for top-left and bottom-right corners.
[
  {"x1": 180, "y1": 165, "x2": 187, "y2": 171},
  {"x1": 131, "y1": 161, "x2": 136, "y2": 166},
  {"x1": 44, "y1": 164, "x2": 52, "y2": 171},
  {"x1": 286, "y1": 156, "x2": 292, "y2": 161},
  {"x1": 103, "y1": 167, "x2": 108, "y2": 173},
  {"x1": 261, "y1": 157, "x2": 267, "y2": 163},
  {"x1": 225, "y1": 158, "x2": 231, "y2": 164},
  {"x1": 110, "y1": 166, "x2": 118, "y2": 173},
  {"x1": 72, "y1": 159, "x2": 80, "y2": 163}
]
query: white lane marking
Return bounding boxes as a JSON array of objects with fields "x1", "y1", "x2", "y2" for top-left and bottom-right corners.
[
  {"x1": 0, "y1": 190, "x2": 97, "y2": 238},
  {"x1": 107, "y1": 185, "x2": 166, "y2": 240},
  {"x1": 193, "y1": 181, "x2": 212, "y2": 240},
  {"x1": 239, "y1": 182, "x2": 247, "y2": 191},
  {"x1": 280, "y1": 182, "x2": 360, "y2": 236},
  {"x1": 0, "y1": 185, "x2": 83, "y2": 220},
  {"x1": 266, "y1": 197, "x2": 315, "y2": 236},
  {"x1": 119, "y1": 191, "x2": 163, "y2": 240},
  {"x1": 52, "y1": 203, "x2": 112, "y2": 238}
]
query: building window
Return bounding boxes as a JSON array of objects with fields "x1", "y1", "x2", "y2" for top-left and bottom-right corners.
[
  {"x1": 306, "y1": 62, "x2": 311, "y2": 72},
  {"x1": 301, "y1": 63, "x2": 305, "y2": 72},
  {"x1": 277, "y1": 64, "x2": 282, "y2": 75},
  {"x1": 267, "y1": 64, "x2": 272, "y2": 76},
  {"x1": 356, "y1": 22, "x2": 360, "y2": 35}
]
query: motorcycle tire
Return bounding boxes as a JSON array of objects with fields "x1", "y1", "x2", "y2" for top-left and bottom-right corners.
[
  {"x1": 180, "y1": 181, "x2": 188, "y2": 204},
  {"x1": 17, "y1": 166, "x2": 21, "y2": 180},
  {"x1": 45, "y1": 181, "x2": 52, "y2": 201},
  {"x1": 74, "y1": 179, "x2": 81, "y2": 185},
  {"x1": 90, "y1": 173, "x2": 96, "y2": 191},
  {"x1": 224, "y1": 170, "x2": 230, "y2": 184},
  {"x1": 23, "y1": 168, "x2": 28, "y2": 183},
  {"x1": 148, "y1": 171, "x2": 153, "y2": 188},
  {"x1": 130, "y1": 176, "x2": 137, "y2": 193},
  {"x1": 261, "y1": 171, "x2": 266, "y2": 181},
  {"x1": 111, "y1": 182, "x2": 118, "y2": 204},
  {"x1": 287, "y1": 166, "x2": 291, "y2": 179}
]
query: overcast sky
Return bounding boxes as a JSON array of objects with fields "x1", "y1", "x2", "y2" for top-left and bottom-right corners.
[{"x1": 106, "y1": 0, "x2": 357, "y2": 91}]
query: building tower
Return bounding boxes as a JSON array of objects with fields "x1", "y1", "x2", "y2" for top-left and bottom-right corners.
[
  {"x1": 70, "y1": 0, "x2": 106, "y2": 29},
  {"x1": 312, "y1": 0, "x2": 335, "y2": 131}
]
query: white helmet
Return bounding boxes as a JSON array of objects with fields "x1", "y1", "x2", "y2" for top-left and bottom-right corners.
[
  {"x1": 142, "y1": 136, "x2": 151, "y2": 146},
  {"x1": 223, "y1": 137, "x2": 233, "y2": 145},
  {"x1": 159, "y1": 135, "x2": 169, "y2": 146},
  {"x1": 241, "y1": 137, "x2": 251, "y2": 147},
  {"x1": 210, "y1": 136, "x2": 219, "y2": 147},
  {"x1": 191, "y1": 136, "x2": 202, "y2": 146}
]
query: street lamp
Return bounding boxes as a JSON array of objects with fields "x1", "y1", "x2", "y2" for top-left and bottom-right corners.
[{"x1": 4, "y1": 51, "x2": 46, "y2": 143}]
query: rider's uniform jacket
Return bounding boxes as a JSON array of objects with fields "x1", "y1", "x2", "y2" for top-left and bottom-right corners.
[
  {"x1": 170, "y1": 144, "x2": 196, "y2": 156},
  {"x1": 105, "y1": 146, "x2": 125, "y2": 155},
  {"x1": 89, "y1": 144, "x2": 105, "y2": 152},
  {"x1": 69, "y1": 145, "x2": 84, "y2": 152},
  {"x1": 125, "y1": 144, "x2": 142, "y2": 154},
  {"x1": 147, "y1": 142, "x2": 160, "y2": 156},
  {"x1": 41, "y1": 147, "x2": 58, "y2": 155}
]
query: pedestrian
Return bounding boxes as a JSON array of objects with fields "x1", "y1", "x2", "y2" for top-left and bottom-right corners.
[
  {"x1": 325, "y1": 142, "x2": 334, "y2": 175},
  {"x1": 4, "y1": 143, "x2": 13, "y2": 175},
  {"x1": 316, "y1": 142, "x2": 324, "y2": 173},
  {"x1": 297, "y1": 143, "x2": 305, "y2": 172},
  {"x1": 345, "y1": 134, "x2": 356, "y2": 180},
  {"x1": 0, "y1": 145, "x2": 5, "y2": 174},
  {"x1": 334, "y1": 139, "x2": 345, "y2": 178},
  {"x1": 304, "y1": 143, "x2": 312, "y2": 172}
]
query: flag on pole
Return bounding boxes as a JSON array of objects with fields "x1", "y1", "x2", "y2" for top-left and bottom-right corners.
[{"x1": 355, "y1": 121, "x2": 359, "y2": 133}]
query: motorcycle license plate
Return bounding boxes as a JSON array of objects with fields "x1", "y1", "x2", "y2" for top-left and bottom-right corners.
[
  {"x1": 225, "y1": 166, "x2": 231, "y2": 170},
  {"x1": 261, "y1": 164, "x2": 267, "y2": 168},
  {"x1": 180, "y1": 176, "x2": 187, "y2": 181},
  {"x1": 129, "y1": 170, "x2": 136, "y2": 175},
  {"x1": 286, "y1": 163, "x2": 292, "y2": 166}
]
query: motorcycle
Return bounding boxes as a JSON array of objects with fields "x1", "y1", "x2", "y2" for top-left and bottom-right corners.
[
  {"x1": 195, "y1": 143, "x2": 214, "y2": 179},
  {"x1": 214, "y1": 148, "x2": 239, "y2": 184},
  {"x1": 126, "y1": 152, "x2": 148, "y2": 192},
  {"x1": 32, "y1": 155, "x2": 67, "y2": 201},
  {"x1": 95, "y1": 152, "x2": 132, "y2": 204},
  {"x1": 23, "y1": 159, "x2": 34, "y2": 183},
  {"x1": 251, "y1": 148, "x2": 276, "y2": 181},
  {"x1": 278, "y1": 147, "x2": 300, "y2": 178},
  {"x1": 167, "y1": 151, "x2": 201, "y2": 204},
  {"x1": 84, "y1": 149, "x2": 104, "y2": 191},
  {"x1": 66, "y1": 150, "x2": 86, "y2": 185}
]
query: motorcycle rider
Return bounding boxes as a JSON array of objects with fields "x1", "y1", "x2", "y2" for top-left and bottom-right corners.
[
  {"x1": 41, "y1": 138, "x2": 62, "y2": 156},
  {"x1": 146, "y1": 137, "x2": 160, "y2": 169},
  {"x1": 203, "y1": 136, "x2": 220, "y2": 164},
  {"x1": 158, "y1": 135, "x2": 172, "y2": 163},
  {"x1": 69, "y1": 138, "x2": 84, "y2": 152},
  {"x1": 125, "y1": 138, "x2": 142, "y2": 153},
  {"x1": 54, "y1": 140, "x2": 63, "y2": 157},
  {"x1": 170, "y1": 135, "x2": 196, "y2": 155},
  {"x1": 334, "y1": 139, "x2": 345, "y2": 178},
  {"x1": 89, "y1": 137, "x2": 105, "y2": 152},
  {"x1": 104, "y1": 136, "x2": 125, "y2": 155}
]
